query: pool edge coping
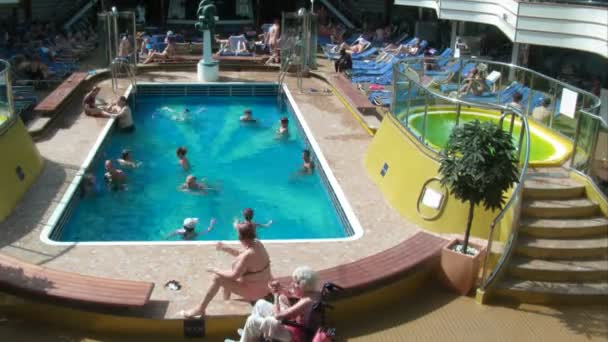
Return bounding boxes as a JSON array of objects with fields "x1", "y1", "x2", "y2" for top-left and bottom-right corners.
[{"x1": 39, "y1": 82, "x2": 364, "y2": 246}]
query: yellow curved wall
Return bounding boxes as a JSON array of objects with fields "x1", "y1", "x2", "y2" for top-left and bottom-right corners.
[
  {"x1": 364, "y1": 114, "x2": 513, "y2": 241},
  {"x1": 0, "y1": 119, "x2": 43, "y2": 221}
]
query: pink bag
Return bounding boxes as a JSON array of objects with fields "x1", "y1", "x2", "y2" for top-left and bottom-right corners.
[{"x1": 312, "y1": 328, "x2": 332, "y2": 342}]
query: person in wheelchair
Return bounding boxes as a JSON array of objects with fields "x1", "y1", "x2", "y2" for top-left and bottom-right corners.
[{"x1": 237, "y1": 266, "x2": 319, "y2": 342}]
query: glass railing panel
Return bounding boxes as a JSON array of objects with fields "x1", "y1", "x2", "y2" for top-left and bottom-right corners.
[
  {"x1": 572, "y1": 112, "x2": 601, "y2": 172},
  {"x1": 0, "y1": 60, "x2": 14, "y2": 132}
]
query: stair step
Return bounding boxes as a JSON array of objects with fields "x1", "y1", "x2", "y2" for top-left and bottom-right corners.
[
  {"x1": 522, "y1": 199, "x2": 599, "y2": 218},
  {"x1": 523, "y1": 177, "x2": 585, "y2": 200},
  {"x1": 494, "y1": 279, "x2": 608, "y2": 304},
  {"x1": 515, "y1": 236, "x2": 608, "y2": 258},
  {"x1": 508, "y1": 257, "x2": 608, "y2": 282},
  {"x1": 520, "y1": 217, "x2": 608, "y2": 238}
]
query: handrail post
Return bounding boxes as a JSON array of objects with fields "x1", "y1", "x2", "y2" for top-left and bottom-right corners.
[
  {"x1": 497, "y1": 66, "x2": 503, "y2": 105},
  {"x1": 421, "y1": 89, "x2": 429, "y2": 143},
  {"x1": 405, "y1": 79, "x2": 413, "y2": 128},
  {"x1": 455, "y1": 102, "x2": 461, "y2": 127},
  {"x1": 549, "y1": 85, "x2": 557, "y2": 129},
  {"x1": 518, "y1": 116, "x2": 525, "y2": 162},
  {"x1": 391, "y1": 64, "x2": 396, "y2": 117},
  {"x1": 570, "y1": 111, "x2": 583, "y2": 169},
  {"x1": 526, "y1": 74, "x2": 534, "y2": 117}
]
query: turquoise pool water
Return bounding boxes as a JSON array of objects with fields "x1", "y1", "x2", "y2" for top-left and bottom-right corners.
[{"x1": 56, "y1": 92, "x2": 348, "y2": 242}]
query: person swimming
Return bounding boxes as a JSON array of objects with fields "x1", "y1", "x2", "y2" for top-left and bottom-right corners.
[
  {"x1": 173, "y1": 108, "x2": 190, "y2": 122},
  {"x1": 301, "y1": 149, "x2": 315, "y2": 174},
  {"x1": 275, "y1": 117, "x2": 289, "y2": 138},
  {"x1": 240, "y1": 109, "x2": 257, "y2": 123},
  {"x1": 179, "y1": 175, "x2": 217, "y2": 194},
  {"x1": 116, "y1": 149, "x2": 141, "y2": 168},
  {"x1": 176, "y1": 147, "x2": 190, "y2": 171},
  {"x1": 233, "y1": 208, "x2": 272, "y2": 231},
  {"x1": 104, "y1": 160, "x2": 126, "y2": 184},
  {"x1": 80, "y1": 173, "x2": 99, "y2": 197},
  {"x1": 166, "y1": 217, "x2": 216, "y2": 240}
]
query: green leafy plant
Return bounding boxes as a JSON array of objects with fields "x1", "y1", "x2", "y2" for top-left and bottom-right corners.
[{"x1": 439, "y1": 120, "x2": 520, "y2": 254}]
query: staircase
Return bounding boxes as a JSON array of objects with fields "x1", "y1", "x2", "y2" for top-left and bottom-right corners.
[{"x1": 493, "y1": 168, "x2": 608, "y2": 304}]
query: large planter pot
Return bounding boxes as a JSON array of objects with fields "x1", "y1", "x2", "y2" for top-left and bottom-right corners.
[{"x1": 440, "y1": 239, "x2": 486, "y2": 295}]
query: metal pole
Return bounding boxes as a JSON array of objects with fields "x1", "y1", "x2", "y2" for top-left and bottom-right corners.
[
  {"x1": 570, "y1": 114, "x2": 583, "y2": 169},
  {"x1": 518, "y1": 119, "x2": 525, "y2": 162},
  {"x1": 509, "y1": 113, "x2": 515, "y2": 135},
  {"x1": 421, "y1": 90, "x2": 429, "y2": 143},
  {"x1": 455, "y1": 102, "x2": 461, "y2": 127},
  {"x1": 457, "y1": 58, "x2": 463, "y2": 101},
  {"x1": 405, "y1": 80, "x2": 413, "y2": 128},
  {"x1": 526, "y1": 74, "x2": 534, "y2": 117},
  {"x1": 390, "y1": 65, "x2": 397, "y2": 117},
  {"x1": 549, "y1": 85, "x2": 558, "y2": 128},
  {"x1": 497, "y1": 66, "x2": 503, "y2": 105}
]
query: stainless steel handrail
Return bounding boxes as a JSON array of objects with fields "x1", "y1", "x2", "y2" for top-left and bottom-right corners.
[{"x1": 480, "y1": 109, "x2": 531, "y2": 290}]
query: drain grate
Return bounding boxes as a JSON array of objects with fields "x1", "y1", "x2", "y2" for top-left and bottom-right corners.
[{"x1": 183, "y1": 318, "x2": 205, "y2": 338}]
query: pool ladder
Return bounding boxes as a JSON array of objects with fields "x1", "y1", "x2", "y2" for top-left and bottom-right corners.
[
  {"x1": 110, "y1": 58, "x2": 137, "y2": 97},
  {"x1": 276, "y1": 55, "x2": 303, "y2": 110}
]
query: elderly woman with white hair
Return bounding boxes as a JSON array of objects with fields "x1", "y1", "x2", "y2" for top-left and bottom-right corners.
[{"x1": 237, "y1": 266, "x2": 320, "y2": 342}]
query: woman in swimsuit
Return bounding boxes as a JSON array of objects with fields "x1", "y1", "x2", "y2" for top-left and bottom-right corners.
[
  {"x1": 234, "y1": 208, "x2": 272, "y2": 231},
  {"x1": 181, "y1": 223, "x2": 273, "y2": 318},
  {"x1": 143, "y1": 36, "x2": 175, "y2": 64}
]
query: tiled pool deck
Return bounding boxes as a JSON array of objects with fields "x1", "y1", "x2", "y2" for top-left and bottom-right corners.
[{"x1": 0, "y1": 70, "x2": 421, "y2": 318}]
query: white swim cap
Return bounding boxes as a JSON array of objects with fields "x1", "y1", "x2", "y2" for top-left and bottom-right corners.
[{"x1": 183, "y1": 217, "x2": 199, "y2": 229}]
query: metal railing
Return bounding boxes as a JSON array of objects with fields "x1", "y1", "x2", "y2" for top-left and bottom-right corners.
[
  {"x1": 392, "y1": 55, "x2": 604, "y2": 293},
  {"x1": 0, "y1": 59, "x2": 15, "y2": 136},
  {"x1": 397, "y1": 56, "x2": 604, "y2": 176}
]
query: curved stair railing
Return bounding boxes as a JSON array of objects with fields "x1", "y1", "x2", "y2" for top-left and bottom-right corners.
[
  {"x1": 478, "y1": 109, "x2": 531, "y2": 292},
  {"x1": 393, "y1": 56, "x2": 603, "y2": 297}
]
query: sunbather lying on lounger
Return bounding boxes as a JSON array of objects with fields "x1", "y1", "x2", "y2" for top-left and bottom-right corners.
[
  {"x1": 336, "y1": 37, "x2": 370, "y2": 54},
  {"x1": 384, "y1": 38, "x2": 420, "y2": 55}
]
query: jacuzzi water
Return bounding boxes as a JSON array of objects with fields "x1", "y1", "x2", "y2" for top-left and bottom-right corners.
[
  {"x1": 407, "y1": 111, "x2": 568, "y2": 164},
  {"x1": 56, "y1": 94, "x2": 349, "y2": 242}
]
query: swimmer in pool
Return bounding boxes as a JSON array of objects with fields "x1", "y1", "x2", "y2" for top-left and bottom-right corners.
[
  {"x1": 240, "y1": 109, "x2": 257, "y2": 123},
  {"x1": 116, "y1": 149, "x2": 141, "y2": 168},
  {"x1": 233, "y1": 208, "x2": 273, "y2": 231},
  {"x1": 301, "y1": 149, "x2": 315, "y2": 174},
  {"x1": 166, "y1": 217, "x2": 216, "y2": 240},
  {"x1": 176, "y1": 146, "x2": 190, "y2": 171},
  {"x1": 104, "y1": 159, "x2": 126, "y2": 185},
  {"x1": 173, "y1": 108, "x2": 190, "y2": 122},
  {"x1": 81, "y1": 173, "x2": 99, "y2": 197},
  {"x1": 180, "y1": 175, "x2": 216, "y2": 194},
  {"x1": 275, "y1": 117, "x2": 289, "y2": 138}
]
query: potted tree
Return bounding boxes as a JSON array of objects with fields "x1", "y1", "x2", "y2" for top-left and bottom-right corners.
[{"x1": 438, "y1": 119, "x2": 519, "y2": 295}]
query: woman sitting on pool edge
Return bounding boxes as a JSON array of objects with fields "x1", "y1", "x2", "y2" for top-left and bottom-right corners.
[
  {"x1": 166, "y1": 217, "x2": 215, "y2": 240},
  {"x1": 234, "y1": 208, "x2": 273, "y2": 231},
  {"x1": 180, "y1": 223, "x2": 273, "y2": 318}
]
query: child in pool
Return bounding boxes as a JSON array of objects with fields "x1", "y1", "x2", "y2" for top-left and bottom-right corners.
[
  {"x1": 166, "y1": 217, "x2": 216, "y2": 240},
  {"x1": 176, "y1": 146, "x2": 190, "y2": 171},
  {"x1": 240, "y1": 109, "x2": 257, "y2": 123},
  {"x1": 275, "y1": 117, "x2": 289, "y2": 139},
  {"x1": 116, "y1": 149, "x2": 141, "y2": 168}
]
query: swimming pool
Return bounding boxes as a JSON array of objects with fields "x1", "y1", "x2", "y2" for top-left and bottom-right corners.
[
  {"x1": 42, "y1": 83, "x2": 361, "y2": 244},
  {"x1": 405, "y1": 109, "x2": 572, "y2": 165}
]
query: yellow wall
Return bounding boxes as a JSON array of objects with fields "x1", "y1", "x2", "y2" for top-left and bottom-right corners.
[
  {"x1": 0, "y1": 119, "x2": 43, "y2": 221},
  {"x1": 364, "y1": 114, "x2": 513, "y2": 241}
]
